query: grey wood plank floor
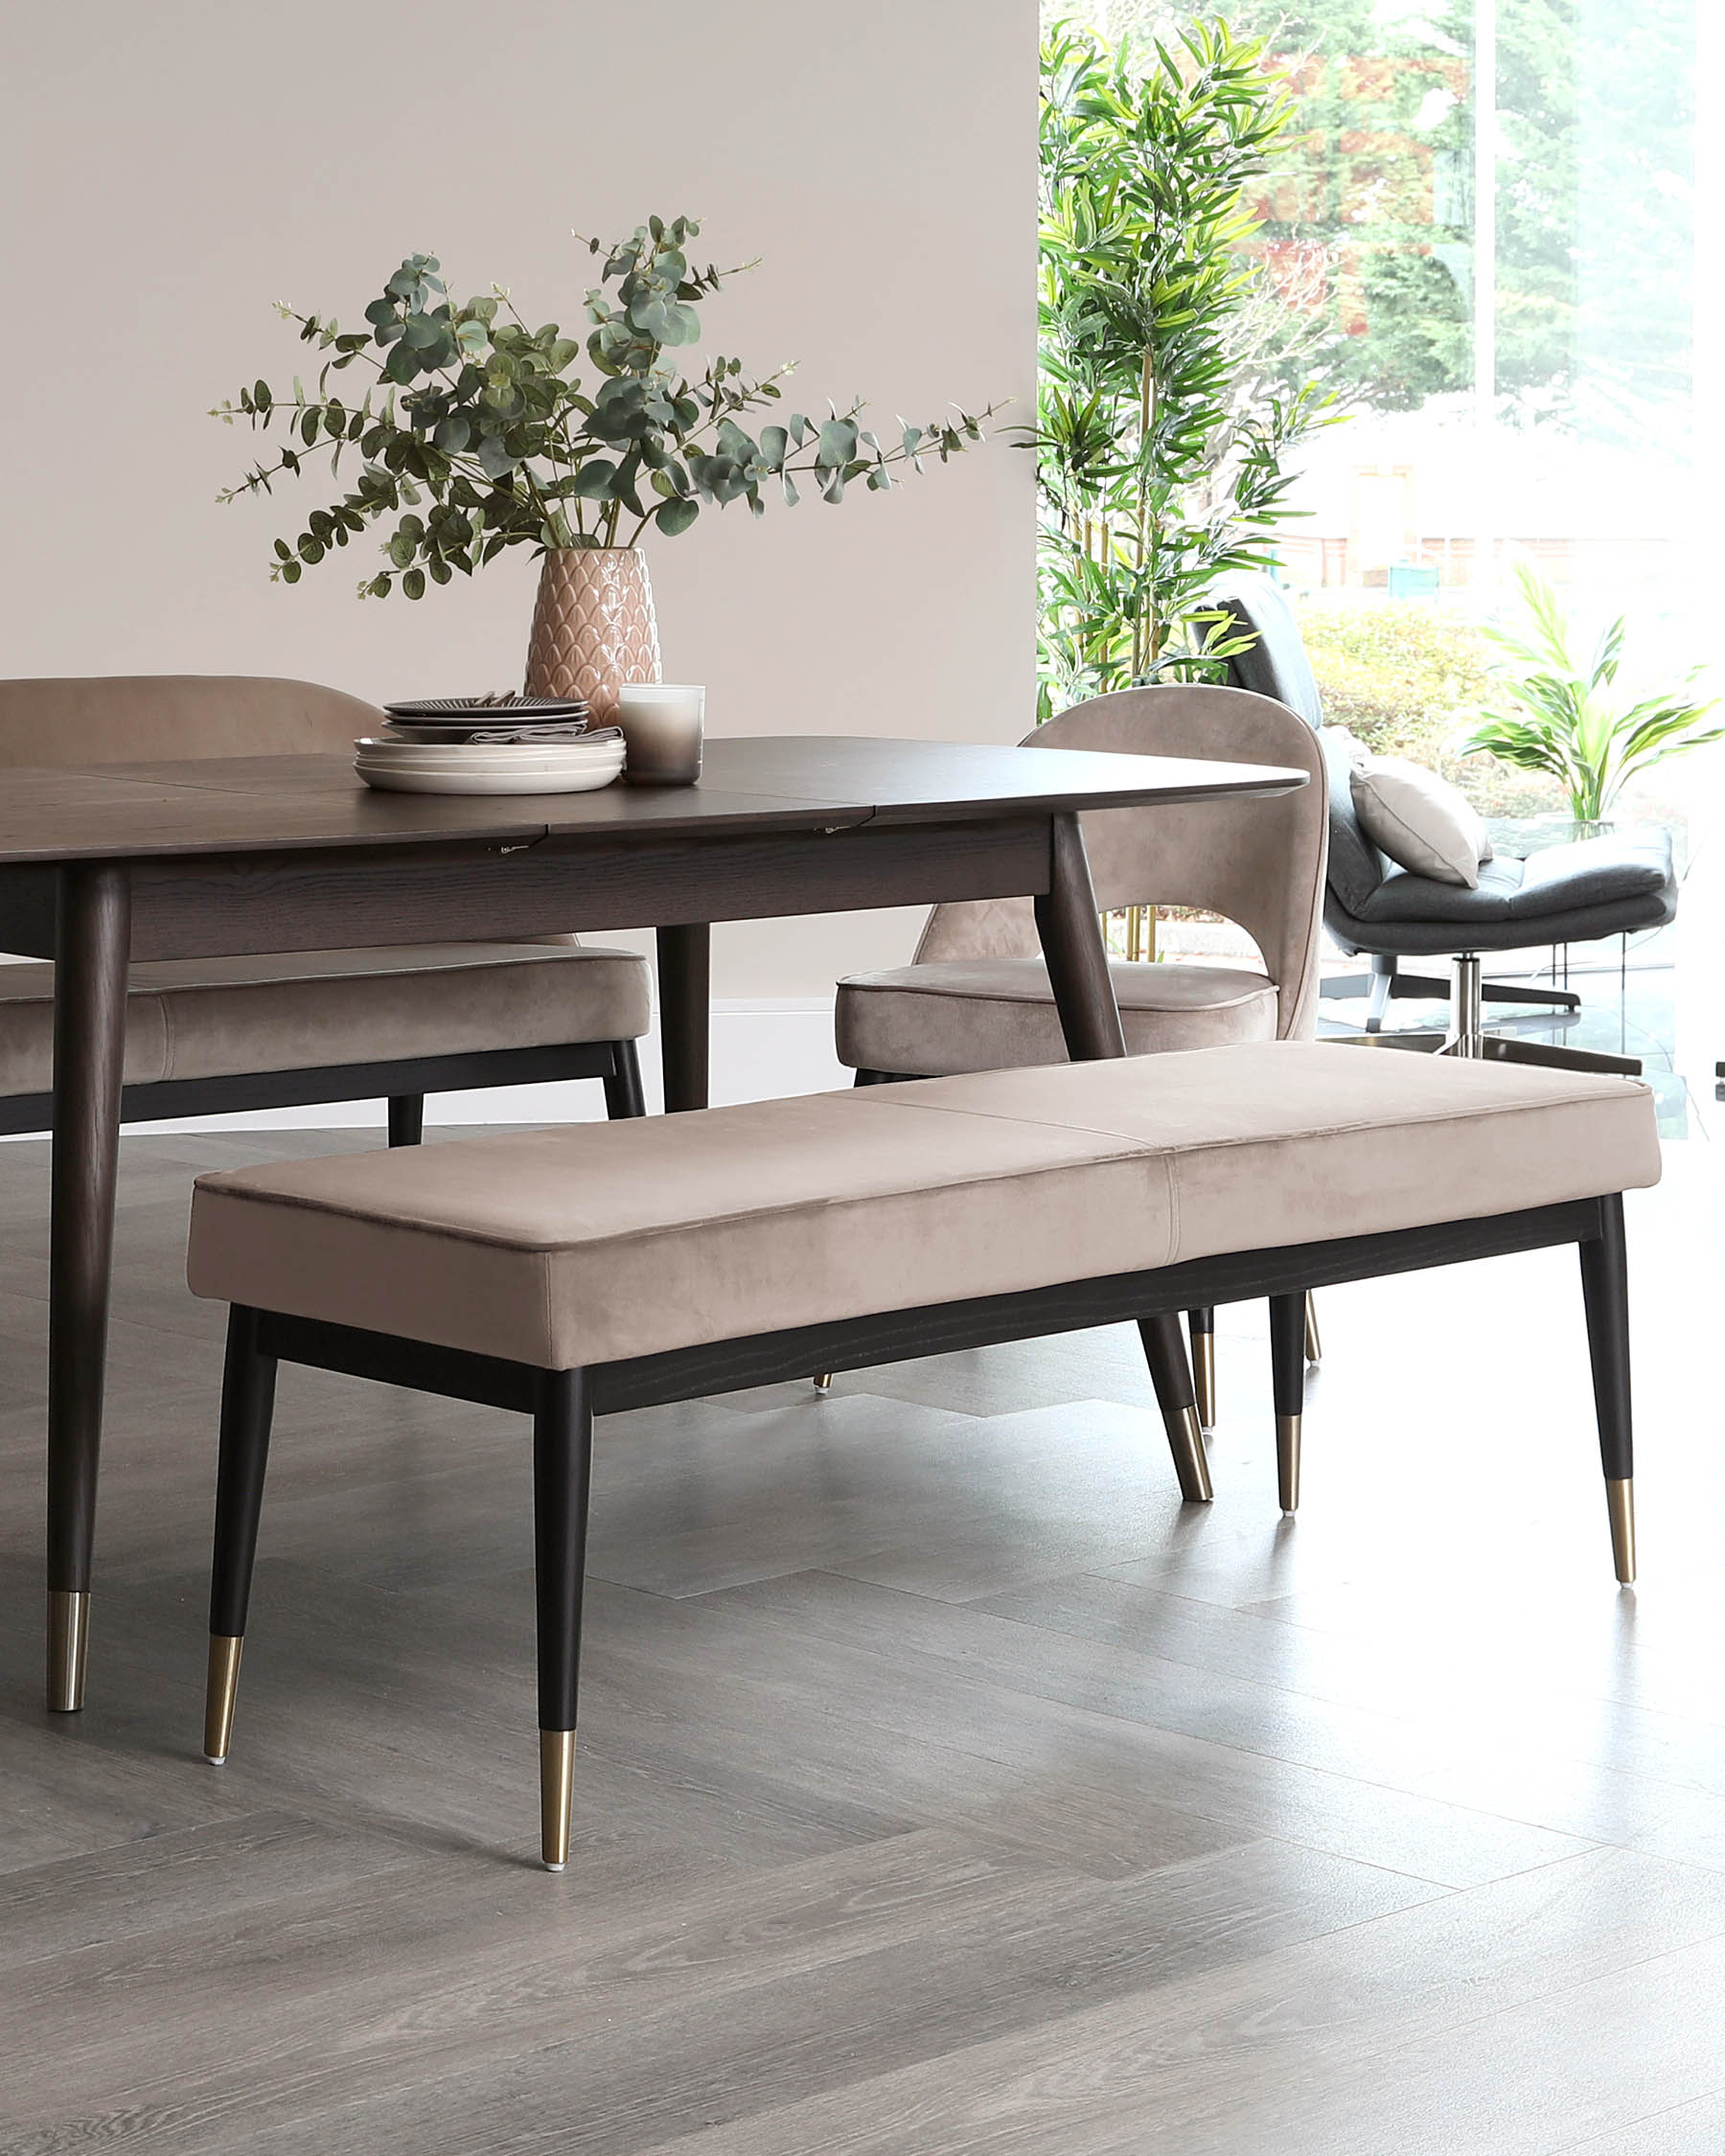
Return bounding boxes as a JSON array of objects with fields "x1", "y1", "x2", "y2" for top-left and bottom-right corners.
[{"x1": 1, "y1": 1129, "x2": 1723, "y2": 2154}]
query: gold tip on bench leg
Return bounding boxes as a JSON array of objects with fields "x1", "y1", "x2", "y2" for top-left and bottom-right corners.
[
  {"x1": 1607, "y1": 1478, "x2": 1636, "y2": 1586},
  {"x1": 1276, "y1": 1414, "x2": 1301, "y2": 1516},
  {"x1": 1303, "y1": 1295, "x2": 1322, "y2": 1365},
  {"x1": 540, "y1": 1729, "x2": 576, "y2": 1871},
  {"x1": 1191, "y1": 1332, "x2": 1217, "y2": 1432},
  {"x1": 47, "y1": 1591, "x2": 89, "y2": 1713},
  {"x1": 1163, "y1": 1404, "x2": 1213, "y2": 1504},
  {"x1": 812, "y1": 1374, "x2": 833, "y2": 1394},
  {"x1": 203, "y1": 1635, "x2": 243, "y2": 1763}
]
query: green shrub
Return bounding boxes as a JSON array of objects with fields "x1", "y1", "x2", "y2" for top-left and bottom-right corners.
[{"x1": 1294, "y1": 598, "x2": 1568, "y2": 816}]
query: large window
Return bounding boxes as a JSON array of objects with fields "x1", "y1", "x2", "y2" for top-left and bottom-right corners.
[{"x1": 1048, "y1": 0, "x2": 1700, "y2": 830}]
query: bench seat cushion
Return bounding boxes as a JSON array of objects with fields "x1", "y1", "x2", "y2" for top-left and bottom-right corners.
[
  {"x1": 0, "y1": 943, "x2": 650, "y2": 1100},
  {"x1": 834, "y1": 958, "x2": 1279, "y2": 1075},
  {"x1": 187, "y1": 1043, "x2": 1661, "y2": 1371}
]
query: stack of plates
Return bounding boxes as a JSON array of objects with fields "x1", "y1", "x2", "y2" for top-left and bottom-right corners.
[
  {"x1": 380, "y1": 694, "x2": 593, "y2": 744},
  {"x1": 355, "y1": 732, "x2": 625, "y2": 796}
]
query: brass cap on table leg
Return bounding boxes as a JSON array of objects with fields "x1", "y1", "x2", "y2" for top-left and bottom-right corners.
[
  {"x1": 47, "y1": 1591, "x2": 90, "y2": 1713},
  {"x1": 1191, "y1": 1332, "x2": 1217, "y2": 1432},
  {"x1": 540, "y1": 1729, "x2": 576, "y2": 1871},
  {"x1": 1276, "y1": 1414, "x2": 1302, "y2": 1516},
  {"x1": 812, "y1": 1374, "x2": 834, "y2": 1394},
  {"x1": 1303, "y1": 1296, "x2": 1322, "y2": 1365},
  {"x1": 1606, "y1": 1478, "x2": 1636, "y2": 1586},
  {"x1": 1162, "y1": 1404, "x2": 1214, "y2": 1504},
  {"x1": 203, "y1": 1635, "x2": 243, "y2": 1764}
]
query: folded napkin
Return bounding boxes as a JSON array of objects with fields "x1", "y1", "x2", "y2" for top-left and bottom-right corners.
[{"x1": 460, "y1": 721, "x2": 603, "y2": 744}]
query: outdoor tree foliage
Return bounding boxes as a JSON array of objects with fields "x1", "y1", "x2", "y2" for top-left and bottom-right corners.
[
  {"x1": 1029, "y1": 17, "x2": 1332, "y2": 715},
  {"x1": 1046, "y1": 0, "x2": 1695, "y2": 437},
  {"x1": 215, "y1": 218, "x2": 997, "y2": 598}
]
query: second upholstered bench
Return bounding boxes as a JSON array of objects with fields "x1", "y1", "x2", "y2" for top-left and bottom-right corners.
[{"x1": 183, "y1": 1041, "x2": 1661, "y2": 1867}]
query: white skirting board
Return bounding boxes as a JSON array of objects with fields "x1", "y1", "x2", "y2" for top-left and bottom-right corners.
[{"x1": 102, "y1": 998, "x2": 848, "y2": 1135}]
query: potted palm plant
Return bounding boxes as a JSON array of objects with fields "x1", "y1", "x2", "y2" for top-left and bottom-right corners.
[
  {"x1": 216, "y1": 218, "x2": 996, "y2": 721},
  {"x1": 1456, "y1": 563, "x2": 1723, "y2": 832}
]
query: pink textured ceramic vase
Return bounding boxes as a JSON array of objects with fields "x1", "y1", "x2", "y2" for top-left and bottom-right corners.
[{"x1": 523, "y1": 547, "x2": 661, "y2": 722}]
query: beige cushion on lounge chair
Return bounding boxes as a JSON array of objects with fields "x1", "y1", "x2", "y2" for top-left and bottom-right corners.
[
  {"x1": 0, "y1": 942, "x2": 649, "y2": 1098},
  {"x1": 187, "y1": 1043, "x2": 1660, "y2": 1371},
  {"x1": 836, "y1": 956, "x2": 1277, "y2": 1075}
]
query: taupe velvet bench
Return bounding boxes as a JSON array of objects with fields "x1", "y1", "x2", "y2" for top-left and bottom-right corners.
[{"x1": 184, "y1": 1042, "x2": 1661, "y2": 1869}]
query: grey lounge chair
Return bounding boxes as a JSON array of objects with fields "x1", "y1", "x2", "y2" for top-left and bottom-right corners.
[{"x1": 1207, "y1": 575, "x2": 1677, "y2": 1070}]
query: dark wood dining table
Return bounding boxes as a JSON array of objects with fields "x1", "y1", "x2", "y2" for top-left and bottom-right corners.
[{"x1": 0, "y1": 733, "x2": 1306, "y2": 1710}]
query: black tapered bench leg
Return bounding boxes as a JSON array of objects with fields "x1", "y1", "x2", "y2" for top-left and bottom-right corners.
[
  {"x1": 1579, "y1": 1194, "x2": 1636, "y2": 1584},
  {"x1": 1138, "y1": 1313, "x2": 1212, "y2": 1502},
  {"x1": 204, "y1": 1307, "x2": 278, "y2": 1763},
  {"x1": 1186, "y1": 1307, "x2": 1217, "y2": 1429},
  {"x1": 602, "y1": 1040, "x2": 647, "y2": 1120},
  {"x1": 1269, "y1": 1293, "x2": 1306, "y2": 1515},
  {"x1": 387, "y1": 1094, "x2": 425, "y2": 1147},
  {"x1": 535, "y1": 1366, "x2": 594, "y2": 1871}
]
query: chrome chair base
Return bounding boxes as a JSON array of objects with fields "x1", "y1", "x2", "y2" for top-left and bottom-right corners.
[{"x1": 1328, "y1": 955, "x2": 1642, "y2": 1078}]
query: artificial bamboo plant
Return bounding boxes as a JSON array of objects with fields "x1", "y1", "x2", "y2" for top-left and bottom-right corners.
[{"x1": 1030, "y1": 19, "x2": 1331, "y2": 716}]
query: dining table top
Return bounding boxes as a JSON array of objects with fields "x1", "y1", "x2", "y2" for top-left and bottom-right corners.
[{"x1": 0, "y1": 734, "x2": 1309, "y2": 865}]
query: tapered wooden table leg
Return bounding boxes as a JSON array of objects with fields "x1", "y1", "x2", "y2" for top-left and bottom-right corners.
[
  {"x1": 1033, "y1": 813, "x2": 1127, "y2": 1062},
  {"x1": 47, "y1": 863, "x2": 131, "y2": 1711},
  {"x1": 656, "y1": 924, "x2": 711, "y2": 1112}
]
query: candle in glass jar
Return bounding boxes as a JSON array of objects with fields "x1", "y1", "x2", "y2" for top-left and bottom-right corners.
[{"x1": 616, "y1": 683, "x2": 704, "y2": 786}]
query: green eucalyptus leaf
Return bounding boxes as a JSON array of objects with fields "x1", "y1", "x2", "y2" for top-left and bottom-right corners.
[
  {"x1": 656, "y1": 496, "x2": 699, "y2": 537},
  {"x1": 476, "y1": 433, "x2": 516, "y2": 480},
  {"x1": 402, "y1": 567, "x2": 426, "y2": 600},
  {"x1": 816, "y1": 419, "x2": 858, "y2": 469},
  {"x1": 568, "y1": 459, "x2": 617, "y2": 499}
]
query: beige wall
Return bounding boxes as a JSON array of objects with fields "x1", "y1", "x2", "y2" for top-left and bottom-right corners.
[{"x1": 1, "y1": 0, "x2": 1037, "y2": 996}]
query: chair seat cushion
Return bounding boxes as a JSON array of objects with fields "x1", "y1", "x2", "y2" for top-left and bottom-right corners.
[
  {"x1": 834, "y1": 958, "x2": 1279, "y2": 1075},
  {"x1": 0, "y1": 943, "x2": 650, "y2": 1099},
  {"x1": 1343, "y1": 827, "x2": 1677, "y2": 952},
  {"x1": 187, "y1": 1043, "x2": 1660, "y2": 1370}
]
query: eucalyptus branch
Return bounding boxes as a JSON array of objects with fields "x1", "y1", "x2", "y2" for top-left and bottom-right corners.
[{"x1": 218, "y1": 216, "x2": 996, "y2": 597}]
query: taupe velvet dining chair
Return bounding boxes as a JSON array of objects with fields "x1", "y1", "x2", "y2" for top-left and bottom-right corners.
[
  {"x1": 829, "y1": 682, "x2": 1329, "y2": 1442},
  {"x1": 0, "y1": 675, "x2": 652, "y2": 1143}
]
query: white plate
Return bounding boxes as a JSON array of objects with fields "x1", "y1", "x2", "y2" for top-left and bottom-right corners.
[
  {"x1": 356, "y1": 754, "x2": 625, "y2": 795},
  {"x1": 355, "y1": 736, "x2": 619, "y2": 759},
  {"x1": 356, "y1": 749, "x2": 622, "y2": 772},
  {"x1": 356, "y1": 747, "x2": 622, "y2": 770}
]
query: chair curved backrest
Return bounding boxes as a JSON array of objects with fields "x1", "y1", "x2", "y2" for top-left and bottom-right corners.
[
  {"x1": 1207, "y1": 576, "x2": 1389, "y2": 921},
  {"x1": 911, "y1": 683, "x2": 1330, "y2": 1039},
  {"x1": 0, "y1": 676, "x2": 383, "y2": 768},
  {"x1": 1207, "y1": 573, "x2": 1325, "y2": 730}
]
